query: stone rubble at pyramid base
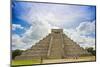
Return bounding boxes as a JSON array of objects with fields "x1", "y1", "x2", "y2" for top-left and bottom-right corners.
[{"x1": 15, "y1": 29, "x2": 92, "y2": 60}]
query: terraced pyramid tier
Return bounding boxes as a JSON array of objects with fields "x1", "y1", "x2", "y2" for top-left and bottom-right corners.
[{"x1": 15, "y1": 29, "x2": 91, "y2": 60}]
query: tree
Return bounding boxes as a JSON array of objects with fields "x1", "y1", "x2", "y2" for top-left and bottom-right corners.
[
  {"x1": 85, "y1": 47, "x2": 96, "y2": 56},
  {"x1": 12, "y1": 49, "x2": 23, "y2": 60}
]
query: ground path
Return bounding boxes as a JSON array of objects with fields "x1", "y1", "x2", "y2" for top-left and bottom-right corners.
[{"x1": 42, "y1": 56, "x2": 95, "y2": 64}]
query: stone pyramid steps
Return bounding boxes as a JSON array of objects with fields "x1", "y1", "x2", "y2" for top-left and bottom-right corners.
[
  {"x1": 62, "y1": 34, "x2": 90, "y2": 58},
  {"x1": 47, "y1": 31, "x2": 65, "y2": 59},
  {"x1": 15, "y1": 29, "x2": 91, "y2": 60},
  {"x1": 47, "y1": 39, "x2": 64, "y2": 58}
]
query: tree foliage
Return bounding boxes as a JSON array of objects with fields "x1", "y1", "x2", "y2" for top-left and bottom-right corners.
[
  {"x1": 85, "y1": 47, "x2": 96, "y2": 56},
  {"x1": 12, "y1": 49, "x2": 23, "y2": 60}
]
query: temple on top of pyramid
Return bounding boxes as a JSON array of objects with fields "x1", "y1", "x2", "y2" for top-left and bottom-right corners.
[{"x1": 15, "y1": 29, "x2": 91, "y2": 60}]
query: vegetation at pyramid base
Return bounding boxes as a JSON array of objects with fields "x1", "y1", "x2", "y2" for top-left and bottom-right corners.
[
  {"x1": 12, "y1": 49, "x2": 24, "y2": 60},
  {"x1": 85, "y1": 47, "x2": 96, "y2": 56}
]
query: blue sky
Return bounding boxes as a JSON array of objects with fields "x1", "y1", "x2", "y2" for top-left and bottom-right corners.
[{"x1": 12, "y1": 1, "x2": 96, "y2": 50}]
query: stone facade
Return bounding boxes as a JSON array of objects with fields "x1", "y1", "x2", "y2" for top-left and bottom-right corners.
[{"x1": 15, "y1": 29, "x2": 91, "y2": 60}]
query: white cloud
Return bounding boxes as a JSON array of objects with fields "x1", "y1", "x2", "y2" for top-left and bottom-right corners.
[
  {"x1": 19, "y1": 3, "x2": 93, "y2": 29},
  {"x1": 64, "y1": 20, "x2": 95, "y2": 49},
  {"x1": 12, "y1": 33, "x2": 34, "y2": 50},
  {"x1": 12, "y1": 20, "x2": 96, "y2": 50},
  {"x1": 12, "y1": 19, "x2": 51, "y2": 50},
  {"x1": 76, "y1": 20, "x2": 95, "y2": 35},
  {"x1": 12, "y1": 24, "x2": 24, "y2": 30},
  {"x1": 12, "y1": 15, "x2": 96, "y2": 50},
  {"x1": 12, "y1": 34, "x2": 24, "y2": 50},
  {"x1": 12, "y1": 3, "x2": 95, "y2": 50}
]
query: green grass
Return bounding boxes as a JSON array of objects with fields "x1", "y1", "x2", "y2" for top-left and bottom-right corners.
[{"x1": 12, "y1": 59, "x2": 41, "y2": 66}]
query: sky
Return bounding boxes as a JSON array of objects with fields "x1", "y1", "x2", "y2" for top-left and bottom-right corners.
[{"x1": 12, "y1": 1, "x2": 96, "y2": 50}]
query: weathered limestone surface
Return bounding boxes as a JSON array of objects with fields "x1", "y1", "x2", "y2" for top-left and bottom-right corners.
[{"x1": 15, "y1": 29, "x2": 91, "y2": 60}]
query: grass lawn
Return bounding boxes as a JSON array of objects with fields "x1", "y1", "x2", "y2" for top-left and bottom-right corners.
[
  {"x1": 12, "y1": 59, "x2": 41, "y2": 66},
  {"x1": 11, "y1": 56, "x2": 95, "y2": 66}
]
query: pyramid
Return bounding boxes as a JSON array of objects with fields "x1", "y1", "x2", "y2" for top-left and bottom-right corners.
[{"x1": 15, "y1": 29, "x2": 91, "y2": 60}]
